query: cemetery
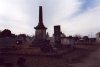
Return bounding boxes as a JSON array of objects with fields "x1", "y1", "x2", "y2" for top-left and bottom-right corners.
[{"x1": 0, "y1": 6, "x2": 99, "y2": 67}]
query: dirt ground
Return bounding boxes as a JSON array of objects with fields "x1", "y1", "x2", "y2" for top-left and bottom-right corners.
[{"x1": 0, "y1": 44, "x2": 100, "y2": 67}]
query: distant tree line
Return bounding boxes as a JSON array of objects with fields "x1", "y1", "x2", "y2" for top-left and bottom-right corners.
[
  {"x1": 0, "y1": 29, "x2": 31, "y2": 39},
  {"x1": 0, "y1": 29, "x2": 16, "y2": 38}
]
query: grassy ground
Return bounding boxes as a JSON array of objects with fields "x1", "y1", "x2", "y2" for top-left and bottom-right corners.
[{"x1": 0, "y1": 43, "x2": 99, "y2": 67}]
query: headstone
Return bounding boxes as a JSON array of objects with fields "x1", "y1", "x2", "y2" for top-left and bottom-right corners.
[
  {"x1": 4, "y1": 63, "x2": 13, "y2": 67},
  {"x1": 54, "y1": 25, "x2": 62, "y2": 48},
  {"x1": 0, "y1": 58, "x2": 4, "y2": 65},
  {"x1": 17, "y1": 57, "x2": 26, "y2": 67}
]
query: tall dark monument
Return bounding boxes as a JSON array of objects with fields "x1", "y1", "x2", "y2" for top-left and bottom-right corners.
[
  {"x1": 54, "y1": 25, "x2": 62, "y2": 48},
  {"x1": 34, "y1": 6, "x2": 47, "y2": 40},
  {"x1": 32, "y1": 6, "x2": 52, "y2": 52}
]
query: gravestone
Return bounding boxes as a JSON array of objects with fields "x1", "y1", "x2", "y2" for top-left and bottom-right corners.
[
  {"x1": 17, "y1": 57, "x2": 26, "y2": 67},
  {"x1": 0, "y1": 58, "x2": 4, "y2": 65}
]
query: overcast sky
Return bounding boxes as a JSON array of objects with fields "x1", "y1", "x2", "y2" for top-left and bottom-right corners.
[{"x1": 0, "y1": 0, "x2": 100, "y2": 37}]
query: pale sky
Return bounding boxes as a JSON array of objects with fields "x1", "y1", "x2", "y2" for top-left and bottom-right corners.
[{"x1": 0, "y1": 0, "x2": 100, "y2": 37}]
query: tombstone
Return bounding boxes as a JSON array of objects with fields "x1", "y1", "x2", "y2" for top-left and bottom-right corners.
[
  {"x1": 54, "y1": 25, "x2": 62, "y2": 48},
  {"x1": 0, "y1": 58, "x2": 4, "y2": 65},
  {"x1": 40, "y1": 40, "x2": 53, "y2": 52},
  {"x1": 4, "y1": 63, "x2": 13, "y2": 67},
  {"x1": 17, "y1": 57, "x2": 26, "y2": 67},
  {"x1": 0, "y1": 37, "x2": 13, "y2": 48},
  {"x1": 16, "y1": 40, "x2": 23, "y2": 45}
]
